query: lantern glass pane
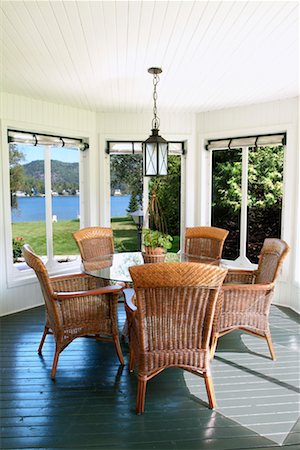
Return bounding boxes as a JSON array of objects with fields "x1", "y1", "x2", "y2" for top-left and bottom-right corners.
[
  {"x1": 145, "y1": 142, "x2": 157, "y2": 175},
  {"x1": 158, "y1": 143, "x2": 168, "y2": 175}
]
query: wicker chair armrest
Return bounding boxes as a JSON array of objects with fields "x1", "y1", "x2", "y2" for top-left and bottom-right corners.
[
  {"x1": 222, "y1": 282, "x2": 274, "y2": 292},
  {"x1": 123, "y1": 288, "x2": 137, "y2": 311},
  {"x1": 54, "y1": 285, "x2": 123, "y2": 301},
  {"x1": 224, "y1": 269, "x2": 255, "y2": 285}
]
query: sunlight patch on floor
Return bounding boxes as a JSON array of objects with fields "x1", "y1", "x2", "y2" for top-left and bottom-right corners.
[{"x1": 184, "y1": 334, "x2": 300, "y2": 446}]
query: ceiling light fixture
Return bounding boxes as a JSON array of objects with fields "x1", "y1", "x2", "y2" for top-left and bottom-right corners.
[{"x1": 143, "y1": 67, "x2": 168, "y2": 176}]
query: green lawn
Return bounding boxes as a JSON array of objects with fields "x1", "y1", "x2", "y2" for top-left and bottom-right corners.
[
  {"x1": 12, "y1": 216, "x2": 179, "y2": 255},
  {"x1": 12, "y1": 219, "x2": 80, "y2": 255}
]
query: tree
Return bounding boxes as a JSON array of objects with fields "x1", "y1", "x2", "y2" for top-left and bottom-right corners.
[
  {"x1": 149, "y1": 155, "x2": 181, "y2": 236},
  {"x1": 127, "y1": 194, "x2": 139, "y2": 214},
  {"x1": 9, "y1": 145, "x2": 25, "y2": 209},
  {"x1": 213, "y1": 146, "x2": 283, "y2": 211},
  {"x1": 110, "y1": 155, "x2": 143, "y2": 204},
  {"x1": 248, "y1": 146, "x2": 283, "y2": 208}
]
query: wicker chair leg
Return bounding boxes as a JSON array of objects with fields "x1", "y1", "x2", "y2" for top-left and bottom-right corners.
[
  {"x1": 204, "y1": 374, "x2": 216, "y2": 409},
  {"x1": 38, "y1": 326, "x2": 49, "y2": 354},
  {"x1": 210, "y1": 334, "x2": 218, "y2": 359},
  {"x1": 113, "y1": 335, "x2": 124, "y2": 365},
  {"x1": 129, "y1": 349, "x2": 135, "y2": 372},
  {"x1": 265, "y1": 334, "x2": 276, "y2": 361},
  {"x1": 51, "y1": 347, "x2": 60, "y2": 380},
  {"x1": 136, "y1": 377, "x2": 147, "y2": 414}
]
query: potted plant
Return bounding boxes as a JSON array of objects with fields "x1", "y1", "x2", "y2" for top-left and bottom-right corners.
[
  {"x1": 12, "y1": 236, "x2": 24, "y2": 263},
  {"x1": 142, "y1": 229, "x2": 173, "y2": 263}
]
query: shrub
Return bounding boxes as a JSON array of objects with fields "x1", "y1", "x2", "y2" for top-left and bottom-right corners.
[{"x1": 12, "y1": 236, "x2": 24, "y2": 262}]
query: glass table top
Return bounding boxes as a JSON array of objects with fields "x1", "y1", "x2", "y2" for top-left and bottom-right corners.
[{"x1": 83, "y1": 252, "x2": 218, "y2": 284}]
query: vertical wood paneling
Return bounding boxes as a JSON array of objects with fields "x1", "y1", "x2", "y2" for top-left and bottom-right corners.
[{"x1": 0, "y1": 93, "x2": 95, "y2": 132}]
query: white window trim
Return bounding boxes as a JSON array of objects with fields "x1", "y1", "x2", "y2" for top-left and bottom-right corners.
[
  {"x1": 99, "y1": 133, "x2": 188, "y2": 250},
  {"x1": 2, "y1": 120, "x2": 90, "y2": 288},
  {"x1": 201, "y1": 124, "x2": 294, "y2": 279},
  {"x1": 209, "y1": 142, "x2": 285, "y2": 268}
]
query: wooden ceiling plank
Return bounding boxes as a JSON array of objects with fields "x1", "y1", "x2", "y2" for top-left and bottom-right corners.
[
  {"x1": 49, "y1": 1, "x2": 93, "y2": 111},
  {"x1": 201, "y1": 1, "x2": 298, "y2": 111},
  {"x1": 0, "y1": 7, "x2": 58, "y2": 102},
  {"x1": 30, "y1": 1, "x2": 85, "y2": 109},
  {"x1": 0, "y1": 1, "x2": 298, "y2": 113}
]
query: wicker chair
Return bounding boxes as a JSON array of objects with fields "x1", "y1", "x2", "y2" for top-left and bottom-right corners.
[
  {"x1": 72, "y1": 227, "x2": 114, "y2": 271},
  {"x1": 125, "y1": 262, "x2": 228, "y2": 414},
  {"x1": 211, "y1": 238, "x2": 289, "y2": 360},
  {"x1": 184, "y1": 226, "x2": 229, "y2": 260},
  {"x1": 22, "y1": 244, "x2": 124, "y2": 379}
]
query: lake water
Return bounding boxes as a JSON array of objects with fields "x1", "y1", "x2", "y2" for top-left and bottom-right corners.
[{"x1": 11, "y1": 195, "x2": 131, "y2": 222}]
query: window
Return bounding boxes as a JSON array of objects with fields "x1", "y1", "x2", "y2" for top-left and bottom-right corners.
[
  {"x1": 107, "y1": 141, "x2": 184, "y2": 253},
  {"x1": 8, "y1": 130, "x2": 87, "y2": 272},
  {"x1": 208, "y1": 134, "x2": 285, "y2": 264},
  {"x1": 211, "y1": 148, "x2": 242, "y2": 260}
]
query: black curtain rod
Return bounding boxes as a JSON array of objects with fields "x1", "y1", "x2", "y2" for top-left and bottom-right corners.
[
  {"x1": 8, "y1": 129, "x2": 89, "y2": 149},
  {"x1": 206, "y1": 132, "x2": 286, "y2": 150}
]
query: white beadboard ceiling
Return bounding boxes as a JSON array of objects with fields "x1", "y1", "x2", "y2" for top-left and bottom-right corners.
[{"x1": 1, "y1": 1, "x2": 299, "y2": 113}]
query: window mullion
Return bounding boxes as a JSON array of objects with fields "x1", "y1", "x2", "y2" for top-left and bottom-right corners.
[
  {"x1": 240, "y1": 146, "x2": 249, "y2": 260},
  {"x1": 44, "y1": 146, "x2": 53, "y2": 265}
]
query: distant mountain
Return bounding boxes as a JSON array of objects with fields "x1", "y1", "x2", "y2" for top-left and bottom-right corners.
[{"x1": 23, "y1": 160, "x2": 79, "y2": 193}]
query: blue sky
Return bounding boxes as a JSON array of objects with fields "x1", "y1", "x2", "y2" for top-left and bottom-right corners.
[{"x1": 17, "y1": 144, "x2": 79, "y2": 164}]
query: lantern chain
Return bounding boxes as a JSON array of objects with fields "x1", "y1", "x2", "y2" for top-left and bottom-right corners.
[{"x1": 152, "y1": 73, "x2": 160, "y2": 130}]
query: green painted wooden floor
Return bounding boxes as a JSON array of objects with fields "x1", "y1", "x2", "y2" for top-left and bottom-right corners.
[{"x1": 0, "y1": 304, "x2": 299, "y2": 450}]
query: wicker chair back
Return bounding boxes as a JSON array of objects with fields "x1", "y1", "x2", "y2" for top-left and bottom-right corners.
[
  {"x1": 130, "y1": 262, "x2": 227, "y2": 357},
  {"x1": 72, "y1": 227, "x2": 114, "y2": 267},
  {"x1": 255, "y1": 238, "x2": 290, "y2": 284},
  {"x1": 22, "y1": 244, "x2": 58, "y2": 330},
  {"x1": 185, "y1": 226, "x2": 229, "y2": 260}
]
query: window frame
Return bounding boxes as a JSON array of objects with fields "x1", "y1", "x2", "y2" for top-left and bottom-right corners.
[
  {"x1": 100, "y1": 134, "x2": 188, "y2": 250},
  {"x1": 202, "y1": 127, "x2": 289, "y2": 272},
  {"x1": 107, "y1": 140, "x2": 186, "y2": 243},
  {"x1": 2, "y1": 121, "x2": 89, "y2": 288}
]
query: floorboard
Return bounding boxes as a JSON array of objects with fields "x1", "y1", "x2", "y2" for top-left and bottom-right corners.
[{"x1": 0, "y1": 305, "x2": 299, "y2": 449}]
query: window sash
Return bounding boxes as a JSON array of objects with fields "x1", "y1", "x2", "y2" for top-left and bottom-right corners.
[
  {"x1": 10, "y1": 143, "x2": 81, "y2": 271},
  {"x1": 210, "y1": 143, "x2": 284, "y2": 265}
]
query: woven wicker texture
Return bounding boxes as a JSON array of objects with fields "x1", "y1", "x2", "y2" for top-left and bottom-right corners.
[
  {"x1": 126, "y1": 262, "x2": 227, "y2": 413},
  {"x1": 211, "y1": 238, "x2": 289, "y2": 360},
  {"x1": 72, "y1": 227, "x2": 114, "y2": 269},
  {"x1": 184, "y1": 226, "x2": 229, "y2": 260},
  {"x1": 22, "y1": 244, "x2": 124, "y2": 379},
  {"x1": 255, "y1": 238, "x2": 289, "y2": 284}
]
